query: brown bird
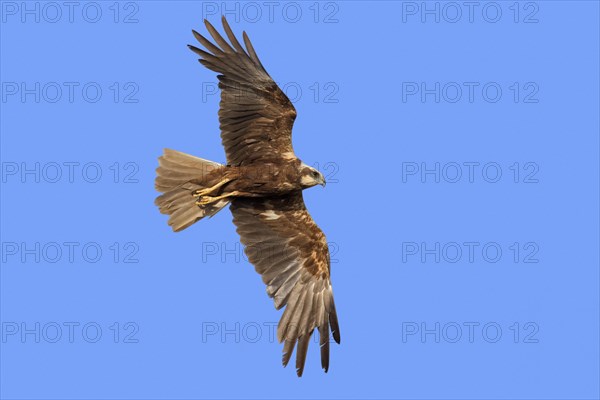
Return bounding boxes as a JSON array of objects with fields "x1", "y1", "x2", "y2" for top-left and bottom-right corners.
[{"x1": 154, "y1": 16, "x2": 340, "y2": 377}]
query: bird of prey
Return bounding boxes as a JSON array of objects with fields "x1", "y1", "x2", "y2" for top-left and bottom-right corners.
[{"x1": 154, "y1": 16, "x2": 340, "y2": 377}]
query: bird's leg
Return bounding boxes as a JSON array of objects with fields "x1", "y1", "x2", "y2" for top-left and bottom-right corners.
[
  {"x1": 196, "y1": 191, "x2": 241, "y2": 206},
  {"x1": 192, "y1": 178, "x2": 232, "y2": 198}
]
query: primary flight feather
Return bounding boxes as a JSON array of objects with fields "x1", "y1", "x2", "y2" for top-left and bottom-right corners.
[{"x1": 155, "y1": 16, "x2": 340, "y2": 377}]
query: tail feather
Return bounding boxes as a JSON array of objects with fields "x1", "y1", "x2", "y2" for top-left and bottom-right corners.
[
  {"x1": 155, "y1": 149, "x2": 229, "y2": 232},
  {"x1": 155, "y1": 149, "x2": 221, "y2": 191}
]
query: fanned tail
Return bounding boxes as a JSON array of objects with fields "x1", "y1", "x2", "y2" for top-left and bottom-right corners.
[{"x1": 155, "y1": 148, "x2": 229, "y2": 232}]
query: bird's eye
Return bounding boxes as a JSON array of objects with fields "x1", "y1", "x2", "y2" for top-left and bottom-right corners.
[{"x1": 312, "y1": 170, "x2": 319, "y2": 177}]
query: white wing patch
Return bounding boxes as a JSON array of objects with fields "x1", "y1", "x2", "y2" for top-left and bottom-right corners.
[{"x1": 262, "y1": 210, "x2": 281, "y2": 220}]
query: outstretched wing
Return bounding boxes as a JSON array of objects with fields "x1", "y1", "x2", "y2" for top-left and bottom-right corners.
[
  {"x1": 230, "y1": 192, "x2": 341, "y2": 377},
  {"x1": 189, "y1": 16, "x2": 298, "y2": 166}
]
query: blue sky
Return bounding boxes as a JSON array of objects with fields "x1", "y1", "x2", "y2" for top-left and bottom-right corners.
[{"x1": 1, "y1": 1, "x2": 599, "y2": 399}]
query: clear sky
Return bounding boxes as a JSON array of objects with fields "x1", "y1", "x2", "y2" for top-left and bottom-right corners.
[{"x1": 1, "y1": 1, "x2": 599, "y2": 399}]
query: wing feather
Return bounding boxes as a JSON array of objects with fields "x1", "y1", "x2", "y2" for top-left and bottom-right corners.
[
  {"x1": 282, "y1": 338, "x2": 296, "y2": 367},
  {"x1": 204, "y1": 19, "x2": 236, "y2": 54},
  {"x1": 242, "y1": 31, "x2": 268, "y2": 72},
  {"x1": 190, "y1": 16, "x2": 297, "y2": 166},
  {"x1": 230, "y1": 192, "x2": 340, "y2": 376}
]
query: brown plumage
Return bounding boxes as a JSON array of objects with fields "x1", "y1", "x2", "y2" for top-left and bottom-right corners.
[{"x1": 154, "y1": 16, "x2": 340, "y2": 377}]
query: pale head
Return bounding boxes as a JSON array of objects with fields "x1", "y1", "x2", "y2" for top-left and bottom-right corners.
[{"x1": 299, "y1": 162, "x2": 326, "y2": 188}]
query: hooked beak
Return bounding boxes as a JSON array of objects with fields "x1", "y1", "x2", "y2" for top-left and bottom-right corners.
[{"x1": 320, "y1": 175, "x2": 327, "y2": 187}]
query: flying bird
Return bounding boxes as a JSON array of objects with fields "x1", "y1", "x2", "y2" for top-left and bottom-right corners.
[{"x1": 154, "y1": 16, "x2": 340, "y2": 377}]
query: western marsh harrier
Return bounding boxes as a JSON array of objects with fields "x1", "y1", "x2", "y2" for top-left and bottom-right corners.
[{"x1": 155, "y1": 16, "x2": 340, "y2": 377}]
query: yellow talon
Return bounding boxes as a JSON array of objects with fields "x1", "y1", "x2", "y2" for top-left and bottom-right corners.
[
  {"x1": 196, "y1": 191, "x2": 240, "y2": 206},
  {"x1": 192, "y1": 178, "x2": 232, "y2": 197},
  {"x1": 193, "y1": 189, "x2": 209, "y2": 198},
  {"x1": 196, "y1": 196, "x2": 216, "y2": 206}
]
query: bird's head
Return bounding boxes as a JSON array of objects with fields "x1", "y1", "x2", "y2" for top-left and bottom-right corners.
[{"x1": 299, "y1": 163, "x2": 326, "y2": 188}]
